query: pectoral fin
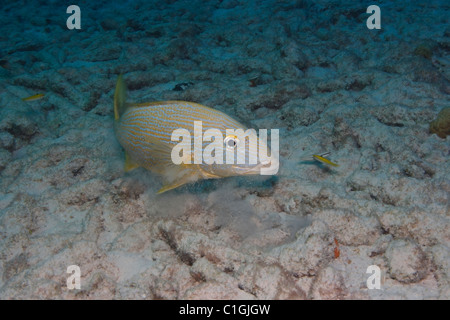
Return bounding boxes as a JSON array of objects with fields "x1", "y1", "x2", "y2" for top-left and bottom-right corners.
[
  {"x1": 157, "y1": 169, "x2": 199, "y2": 194},
  {"x1": 157, "y1": 180, "x2": 189, "y2": 194}
]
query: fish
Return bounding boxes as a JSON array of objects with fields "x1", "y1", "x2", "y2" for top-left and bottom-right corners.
[
  {"x1": 312, "y1": 152, "x2": 339, "y2": 167},
  {"x1": 21, "y1": 93, "x2": 45, "y2": 101},
  {"x1": 113, "y1": 75, "x2": 276, "y2": 193}
]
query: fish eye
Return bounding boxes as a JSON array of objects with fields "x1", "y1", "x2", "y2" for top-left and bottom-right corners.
[{"x1": 224, "y1": 135, "x2": 239, "y2": 149}]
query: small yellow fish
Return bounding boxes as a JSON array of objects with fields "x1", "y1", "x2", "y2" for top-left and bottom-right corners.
[
  {"x1": 312, "y1": 152, "x2": 339, "y2": 167},
  {"x1": 22, "y1": 93, "x2": 45, "y2": 101},
  {"x1": 113, "y1": 75, "x2": 276, "y2": 193}
]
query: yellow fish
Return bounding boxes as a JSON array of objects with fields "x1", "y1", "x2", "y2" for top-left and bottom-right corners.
[
  {"x1": 113, "y1": 75, "x2": 276, "y2": 193},
  {"x1": 21, "y1": 93, "x2": 45, "y2": 101},
  {"x1": 312, "y1": 152, "x2": 339, "y2": 167}
]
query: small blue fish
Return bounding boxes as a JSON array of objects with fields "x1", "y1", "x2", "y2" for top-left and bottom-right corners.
[
  {"x1": 22, "y1": 93, "x2": 45, "y2": 101},
  {"x1": 301, "y1": 152, "x2": 339, "y2": 167},
  {"x1": 312, "y1": 152, "x2": 339, "y2": 167}
]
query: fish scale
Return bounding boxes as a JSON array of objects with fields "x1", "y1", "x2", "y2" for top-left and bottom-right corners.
[{"x1": 121, "y1": 105, "x2": 244, "y2": 141}]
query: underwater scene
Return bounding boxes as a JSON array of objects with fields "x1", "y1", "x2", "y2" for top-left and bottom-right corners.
[{"x1": 0, "y1": 0, "x2": 448, "y2": 300}]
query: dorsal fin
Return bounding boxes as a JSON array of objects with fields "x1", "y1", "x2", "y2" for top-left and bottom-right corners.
[{"x1": 114, "y1": 74, "x2": 127, "y2": 120}]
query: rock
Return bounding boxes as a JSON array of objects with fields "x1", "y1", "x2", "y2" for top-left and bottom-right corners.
[
  {"x1": 281, "y1": 41, "x2": 309, "y2": 70},
  {"x1": 273, "y1": 220, "x2": 334, "y2": 277},
  {"x1": 315, "y1": 209, "x2": 381, "y2": 246},
  {"x1": 0, "y1": 132, "x2": 15, "y2": 150},
  {"x1": 0, "y1": 149, "x2": 12, "y2": 172},
  {"x1": 332, "y1": 50, "x2": 361, "y2": 72},
  {"x1": 310, "y1": 266, "x2": 347, "y2": 299},
  {"x1": 279, "y1": 101, "x2": 319, "y2": 129},
  {"x1": 305, "y1": 66, "x2": 337, "y2": 79},
  {"x1": 385, "y1": 239, "x2": 429, "y2": 283},
  {"x1": 101, "y1": 19, "x2": 120, "y2": 31}
]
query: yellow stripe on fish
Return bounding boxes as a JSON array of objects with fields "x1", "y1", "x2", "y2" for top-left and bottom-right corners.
[
  {"x1": 312, "y1": 153, "x2": 339, "y2": 167},
  {"x1": 22, "y1": 93, "x2": 45, "y2": 101},
  {"x1": 113, "y1": 75, "x2": 268, "y2": 193}
]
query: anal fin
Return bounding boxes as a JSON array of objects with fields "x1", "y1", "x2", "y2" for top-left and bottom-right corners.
[{"x1": 124, "y1": 152, "x2": 140, "y2": 172}]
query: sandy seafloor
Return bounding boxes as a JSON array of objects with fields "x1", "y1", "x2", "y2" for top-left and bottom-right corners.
[{"x1": 0, "y1": 0, "x2": 449, "y2": 299}]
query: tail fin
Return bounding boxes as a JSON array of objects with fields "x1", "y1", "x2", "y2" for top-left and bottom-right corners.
[{"x1": 114, "y1": 74, "x2": 127, "y2": 120}]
